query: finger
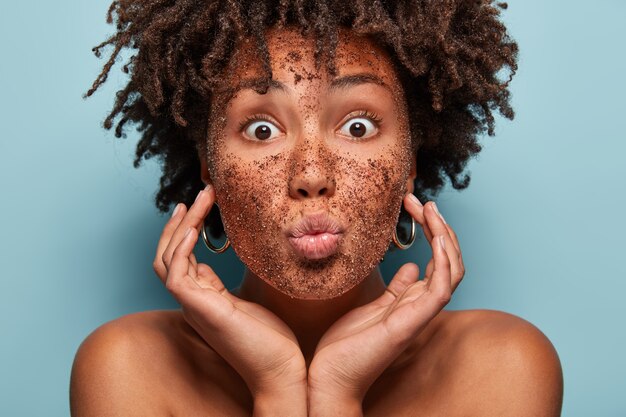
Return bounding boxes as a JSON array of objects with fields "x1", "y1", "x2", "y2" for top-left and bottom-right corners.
[
  {"x1": 423, "y1": 235, "x2": 452, "y2": 309},
  {"x1": 423, "y1": 202, "x2": 450, "y2": 247},
  {"x1": 196, "y1": 263, "x2": 227, "y2": 294},
  {"x1": 424, "y1": 259, "x2": 434, "y2": 279},
  {"x1": 455, "y1": 251, "x2": 465, "y2": 290},
  {"x1": 423, "y1": 202, "x2": 464, "y2": 290},
  {"x1": 187, "y1": 258, "x2": 199, "y2": 282},
  {"x1": 166, "y1": 227, "x2": 200, "y2": 298},
  {"x1": 187, "y1": 262, "x2": 198, "y2": 281},
  {"x1": 443, "y1": 224, "x2": 465, "y2": 291},
  {"x1": 153, "y1": 203, "x2": 188, "y2": 283},
  {"x1": 403, "y1": 194, "x2": 433, "y2": 242},
  {"x1": 162, "y1": 185, "x2": 214, "y2": 271},
  {"x1": 379, "y1": 263, "x2": 420, "y2": 304},
  {"x1": 444, "y1": 223, "x2": 460, "y2": 253}
]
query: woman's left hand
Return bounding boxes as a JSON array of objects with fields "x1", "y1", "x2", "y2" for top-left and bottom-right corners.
[{"x1": 307, "y1": 195, "x2": 465, "y2": 415}]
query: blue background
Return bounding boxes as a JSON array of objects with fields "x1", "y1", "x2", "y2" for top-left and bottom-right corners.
[{"x1": 1, "y1": 1, "x2": 624, "y2": 415}]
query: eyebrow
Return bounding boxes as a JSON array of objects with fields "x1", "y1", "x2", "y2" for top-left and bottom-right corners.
[
  {"x1": 328, "y1": 73, "x2": 390, "y2": 93},
  {"x1": 231, "y1": 78, "x2": 289, "y2": 95},
  {"x1": 232, "y1": 72, "x2": 390, "y2": 95}
]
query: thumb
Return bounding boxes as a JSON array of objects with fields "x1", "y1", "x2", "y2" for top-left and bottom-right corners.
[
  {"x1": 385, "y1": 263, "x2": 420, "y2": 299},
  {"x1": 195, "y1": 263, "x2": 227, "y2": 293}
]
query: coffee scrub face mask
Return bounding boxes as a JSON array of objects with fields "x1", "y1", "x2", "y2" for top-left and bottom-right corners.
[{"x1": 204, "y1": 28, "x2": 415, "y2": 299}]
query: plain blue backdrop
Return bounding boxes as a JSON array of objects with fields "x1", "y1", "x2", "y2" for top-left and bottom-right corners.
[{"x1": 1, "y1": 1, "x2": 624, "y2": 415}]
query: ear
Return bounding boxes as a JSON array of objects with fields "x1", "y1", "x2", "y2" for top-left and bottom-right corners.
[
  {"x1": 405, "y1": 153, "x2": 417, "y2": 195},
  {"x1": 199, "y1": 154, "x2": 213, "y2": 186}
]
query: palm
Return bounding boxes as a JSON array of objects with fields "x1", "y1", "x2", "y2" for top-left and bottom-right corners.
[
  {"x1": 309, "y1": 264, "x2": 438, "y2": 394},
  {"x1": 177, "y1": 262, "x2": 306, "y2": 392},
  {"x1": 316, "y1": 279, "x2": 428, "y2": 351},
  {"x1": 193, "y1": 263, "x2": 299, "y2": 342}
]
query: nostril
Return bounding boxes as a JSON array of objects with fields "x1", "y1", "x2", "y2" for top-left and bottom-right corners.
[
  {"x1": 319, "y1": 187, "x2": 327, "y2": 196},
  {"x1": 298, "y1": 188, "x2": 309, "y2": 197}
]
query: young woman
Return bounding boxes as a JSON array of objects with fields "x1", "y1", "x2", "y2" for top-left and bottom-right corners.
[{"x1": 71, "y1": 1, "x2": 563, "y2": 415}]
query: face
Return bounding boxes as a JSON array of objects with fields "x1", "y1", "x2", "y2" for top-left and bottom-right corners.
[{"x1": 202, "y1": 27, "x2": 416, "y2": 299}]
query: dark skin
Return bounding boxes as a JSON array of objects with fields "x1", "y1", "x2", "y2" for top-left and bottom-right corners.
[{"x1": 70, "y1": 29, "x2": 563, "y2": 417}]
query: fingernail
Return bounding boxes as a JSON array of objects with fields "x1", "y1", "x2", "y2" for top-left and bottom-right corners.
[
  {"x1": 439, "y1": 235, "x2": 446, "y2": 250},
  {"x1": 195, "y1": 189, "x2": 204, "y2": 202},
  {"x1": 171, "y1": 203, "x2": 182, "y2": 218},
  {"x1": 432, "y1": 202, "x2": 447, "y2": 224},
  {"x1": 204, "y1": 184, "x2": 212, "y2": 192},
  {"x1": 408, "y1": 193, "x2": 422, "y2": 207}
]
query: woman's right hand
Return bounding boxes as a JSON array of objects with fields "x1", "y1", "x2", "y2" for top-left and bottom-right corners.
[{"x1": 152, "y1": 185, "x2": 307, "y2": 415}]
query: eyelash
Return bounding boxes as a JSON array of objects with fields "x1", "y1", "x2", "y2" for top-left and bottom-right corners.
[
  {"x1": 347, "y1": 110, "x2": 383, "y2": 127},
  {"x1": 237, "y1": 110, "x2": 383, "y2": 134},
  {"x1": 238, "y1": 113, "x2": 280, "y2": 132}
]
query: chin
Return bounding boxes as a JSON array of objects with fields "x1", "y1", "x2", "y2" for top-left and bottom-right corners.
[{"x1": 252, "y1": 251, "x2": 383, "y2": 300}]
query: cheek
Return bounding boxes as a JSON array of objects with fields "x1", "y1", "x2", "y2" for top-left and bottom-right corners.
[
  {"x1": 335, "y1": 145, "x2": 411, "y2": 225},
  {"x1": 214, "y1": 154, "x2": 285, "y2": 215},
  {"x1": 338, "y1": 146, "x2": 410, "y2": 242},
  {"x1": 211, "y1": 152, "x2": 290, "y2": 252}
]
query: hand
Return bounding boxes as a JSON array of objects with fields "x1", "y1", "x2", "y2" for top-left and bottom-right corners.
[
  {"x1": 307, "y1": 195, "x2": 465, "y2": 415},
  {"x1": 152, "y1": 185, "x2": 307, "y2": 415}
]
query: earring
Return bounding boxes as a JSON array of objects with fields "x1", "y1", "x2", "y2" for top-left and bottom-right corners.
[
  {"x1": 201, "y1": 218, "x2": 230, "y2": 254},
  {"x1": 392, "y1": 217, "x2": 416, "y2": 250}
]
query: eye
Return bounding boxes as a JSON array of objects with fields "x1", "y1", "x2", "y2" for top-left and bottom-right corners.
[
  {"x1": 242, "y1": 118, "x2": 282, "y2": 141},
  {"x1": 337, "y1": 113, "x2": 381, "y2": 139}
]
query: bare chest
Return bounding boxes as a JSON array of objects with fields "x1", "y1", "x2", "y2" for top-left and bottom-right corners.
[
  {"x1": 164, "y1": 358, "x2": 468, "y2": 417},
  {"x1": 361, "y1": 342, "x2": 476, "y2": 416}
]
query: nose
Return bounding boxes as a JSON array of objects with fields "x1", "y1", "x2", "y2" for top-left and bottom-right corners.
[{"x1": 287, "y1": 142, "x2": 337, "y2": 200}]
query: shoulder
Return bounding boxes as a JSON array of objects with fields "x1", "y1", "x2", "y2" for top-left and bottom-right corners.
[
  {"x1": 440, "y1": 309, "x2": 564, "y2": 416},
  {"x1": 69, "y1": 310, "x2": 212, "y2": 416},
  {"x1": 70, "y1": 310, "x2": 191, "y2": 372}
]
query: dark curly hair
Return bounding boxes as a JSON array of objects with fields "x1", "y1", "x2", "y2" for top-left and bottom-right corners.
[{"x1": 86, "y1": 0, "x2": 518, "y2": 239}]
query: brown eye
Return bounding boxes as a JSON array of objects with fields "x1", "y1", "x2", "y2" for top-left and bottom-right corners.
[
  {"x1": 338, "y1": 117, "x2": 377, "y2": 139},
  {"x1": 244, "y1": 120, "x2": 281, "y2": 141},
  {"x1": 255, "y1": 125, "x2": 271, "y2": 140},
  {"x1": 349, "y1": 122, "x2": 366, "y2": 137}
]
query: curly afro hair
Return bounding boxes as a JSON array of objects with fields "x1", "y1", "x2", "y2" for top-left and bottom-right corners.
[{"x1": 87, "y1": 0, "x2": 518, "y2": 239}]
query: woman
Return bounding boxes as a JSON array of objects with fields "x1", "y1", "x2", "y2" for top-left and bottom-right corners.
[{"x1": 71, "y1": 1, "x2": 564, "y2": 415}]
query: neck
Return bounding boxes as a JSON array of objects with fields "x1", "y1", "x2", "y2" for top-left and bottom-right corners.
[{"x1": 235, "y1": 267, "x2": 386, "y2": 365}]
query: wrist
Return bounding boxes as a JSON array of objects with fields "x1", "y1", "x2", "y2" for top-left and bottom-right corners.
[
  {"x1": 253, "y1": 385, "x2": 307, "y2": 417},
  {"x1": 308, "y1": 388, "x2": 363, "y2": 417}
]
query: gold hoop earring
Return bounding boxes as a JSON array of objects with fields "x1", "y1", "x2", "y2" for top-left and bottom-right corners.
[
  {"x1": 201, "y1": 225, "x2": 230, "y2": 254},
  {"x1": 201, "y1": 215, "x2": 230, "y2": 254},
  {"x1": 392, "y1": 217, "x2": 416, "y2": 250}
]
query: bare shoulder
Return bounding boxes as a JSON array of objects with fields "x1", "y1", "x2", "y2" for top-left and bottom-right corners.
[
  {"x1": 440, "y1": 309, "x2": 564, "y2": 416},
  {"x1": 70, "y1": 310, "x2": 186, "y2": 416},
  {"x1": 70, "y1": 310, "x2": 249, "y2": 416}
]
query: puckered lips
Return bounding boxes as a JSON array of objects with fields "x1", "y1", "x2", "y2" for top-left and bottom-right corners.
[{"x1": 286, "y1": 212, "x2": 345, "y2": 260}]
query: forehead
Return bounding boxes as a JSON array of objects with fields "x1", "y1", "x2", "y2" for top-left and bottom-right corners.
[{"x1": 223, "y1": 26, "x2": 401, "y2": 90}]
